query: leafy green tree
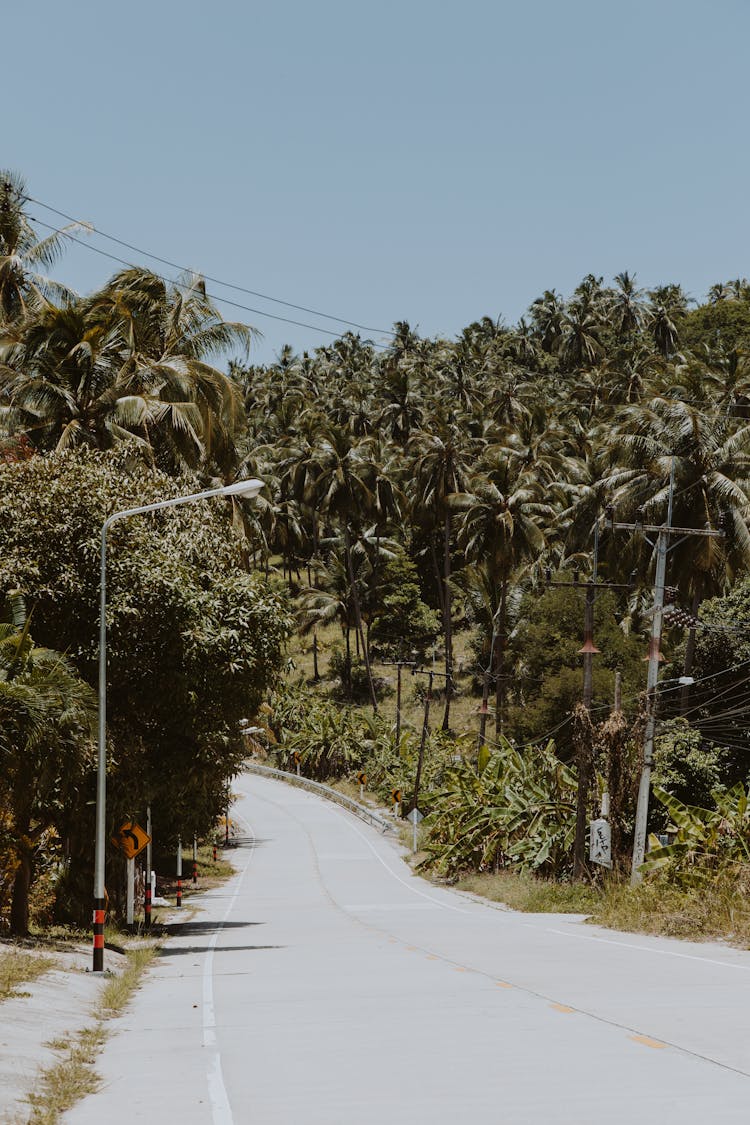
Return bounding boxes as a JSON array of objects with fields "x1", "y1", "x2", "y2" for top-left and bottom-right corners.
[
  {"x1": 0, "y1": 448, "x2": 290, "y2": 921},
  {"x1": 507, "y1": 587, "x2": 645, "y2": 752},
  {"x1": 369, "y1": 551, "x2": 440, "y2": 659},
  {"x1": 0, "y1": 595, "x2": 96, "y2": 934}
]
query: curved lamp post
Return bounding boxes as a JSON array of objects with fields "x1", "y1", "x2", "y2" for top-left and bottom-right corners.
[{"x1": 93, "y1": 478, "x2": 264, "y2": 971}]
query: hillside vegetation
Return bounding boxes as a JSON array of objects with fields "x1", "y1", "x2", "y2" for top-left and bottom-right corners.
[{"x1": 3, "y1": 168, "x2": 750, "y2": 936}]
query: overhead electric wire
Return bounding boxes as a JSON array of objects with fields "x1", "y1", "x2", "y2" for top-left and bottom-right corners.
[
  {"x1": 28, "y1": 195, "x2": 393, "y2": 337},
  {"x1": 29, "y1": 215, "x2": 390, "y2": 349}
]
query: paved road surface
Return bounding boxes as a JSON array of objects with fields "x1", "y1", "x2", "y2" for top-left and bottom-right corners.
[{"x1": 65, "y1": 773, "x2": 750, "y2": 1124}]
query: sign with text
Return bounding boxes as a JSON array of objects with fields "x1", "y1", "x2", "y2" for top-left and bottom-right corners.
[{"x1": 589, "y1": 818, "x2": 612, "y2": 868}]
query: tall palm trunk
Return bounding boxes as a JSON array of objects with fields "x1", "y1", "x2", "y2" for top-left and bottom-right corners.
[
  {"x1": 494, "y1": 579, "x2": 508, "y2": 735},
  {"x1": 344, "y1": 527, "x2": 378, "y2": 712},
  {"x1": 10, "y1": 823, "x2": 32, "y2": 936},
  {"x1": 344, "y1": 627, "x2": 352, "y2": 696},
  {"x1": 442, "y1": 513, "x2": 453, "y2": 731},
  {"x1": 680, "y1": 591, "x2": 701, "y2": 714},
  {"x1": 430, "y1": 543, "x2": 446, "y2": 618}
]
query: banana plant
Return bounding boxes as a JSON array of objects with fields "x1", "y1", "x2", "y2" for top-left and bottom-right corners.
[{"x1": 641, "y1": 784, "x2": 750, "y2": 884}]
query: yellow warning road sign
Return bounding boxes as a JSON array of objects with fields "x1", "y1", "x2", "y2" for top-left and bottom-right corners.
[
  {"x1": 357, "y1": 771, "x2": 367, "y2": 786},
  {"x1": 391, "y1": 788, "x2": 402, "y2": 804},
  {"x1": 111, "y1": 821, "x2": 151, "y2": 860}
]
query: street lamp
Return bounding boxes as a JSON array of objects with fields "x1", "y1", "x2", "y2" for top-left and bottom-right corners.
[{"x1": 93, "y1": 478, "x2": 263, "y2": 971}]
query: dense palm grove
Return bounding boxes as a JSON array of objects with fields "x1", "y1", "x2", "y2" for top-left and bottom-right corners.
[{"x1": 4, "y1": 169, "x2": 750, "y2": 929}]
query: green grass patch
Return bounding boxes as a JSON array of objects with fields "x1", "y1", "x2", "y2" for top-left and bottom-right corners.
[
  {"x1": 454, "y1": 870, "x2": 601, "y2": 914},
  {"x1": 0, "y1": 949, "x2": 53, "y2": 1001}
]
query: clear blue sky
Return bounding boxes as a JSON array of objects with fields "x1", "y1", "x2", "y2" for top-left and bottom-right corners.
[{"x1": 4, "y1": 0, "x2": 749, "y2": 363}]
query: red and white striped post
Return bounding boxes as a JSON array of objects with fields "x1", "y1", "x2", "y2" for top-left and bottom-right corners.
[
  {"x1": 192, "y1": 835, "x2": 198, "y2": 885},
  {"x1": 176, "y1": 837, "x2": 182, "y2": 907}
]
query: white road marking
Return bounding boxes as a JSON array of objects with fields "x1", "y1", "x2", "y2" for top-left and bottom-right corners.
[
  {"x1": 547, "y1": 927, "x2": 750, "y2": 972},
  {"x1": 326, "y1": 805, "x2": 469, "y2": 914},
  {"x1": 341, "y1": 902, "x2": 439, "y2": 912},
  {"x1": 203, "y1": 820, "x2": 256, "y2": 1124}
]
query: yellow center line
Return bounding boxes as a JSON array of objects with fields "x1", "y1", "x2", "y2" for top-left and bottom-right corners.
[
  {"x1": 630, "y1": 1035, "x2": 667, "y2": 1050},
  {"x1": 550, "y1": 1003, "x2": 575, "y2": 1013},
  {"x1": 495, "y1": 981, "x2": 513, "y2": 989}
]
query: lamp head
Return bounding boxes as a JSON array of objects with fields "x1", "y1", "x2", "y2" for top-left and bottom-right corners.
[{"x1": 224, "y1": 478, "x2": 264, "y2": 498}]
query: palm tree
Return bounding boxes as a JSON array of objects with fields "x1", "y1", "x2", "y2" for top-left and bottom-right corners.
[
  {"x1": 1, "y1": 266, "x2": 257, "y2": 473},
  {"x1": 529, "y1": 289, "x2": 565, "y2": 353},
  {"x1": 90, "y1": 268, "x2": 255, "y2": 471},
  {"x1": 454, "y1": 459, "x2": 551, "y2": 730},
  {"x1": 610, "y1": 272, "x2": 645, "y2": 339},
  {"x1": 606, "y1": 397, "x2": 750, "y2": 706},
  {"x1": 305, "y1": 426, "x2": 380, "y2": 710},
  {"x1": 0, "y1": 170, "x2": 85, "y2": 324},
  {"x1": 410, "y1": 427, "x2": 470, "y2": 729},
  {"x1": 559, "y1": 307, "x2": 602, "y2": 370}
]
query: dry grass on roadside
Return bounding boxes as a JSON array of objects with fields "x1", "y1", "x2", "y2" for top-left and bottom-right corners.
[
  {"x1": 0, "y1": 949, "x2": 53, "y2": 1001},
  {"x1": 453, "y1": 867, "x2": 750, "y2": 947},
  {"x1": 24, "y1": 941, "x2": 159, "y2": 1125},
  {"x1": 593, "y1": 873, "x2": 750, "y2": 946},
  {"x1": 26, "y1": 1026, "x2": 107, "y2": 1125},
  {"x1": 454, "y1": 870, "x2": 600, "y2": 914}
]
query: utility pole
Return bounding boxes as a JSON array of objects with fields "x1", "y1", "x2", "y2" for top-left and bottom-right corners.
[
  {"x1": 412, "y1": 669, "x2": 434, "y2": 815},
  {"x1": 606, "y1": 460, "x2": 724, "y2": 883},
  {"x1": 410, "y1": 666, "x2": 451, "y2": 812},
  {"x1": 477, "y1": 623, "x2": 498, "y2": 755},
  {"x1": 381, "y1": 659, "x2": 416, "y2": 744},
  {"x1": 546, "y1": 526, "x2": 630, "y2": 879}
]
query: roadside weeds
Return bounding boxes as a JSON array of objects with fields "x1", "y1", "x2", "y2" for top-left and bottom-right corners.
[
  {"x1": 23, "y1": 942, "x2": 159, "y2": 1125},
  {"x1": 0, "y1": 951, "x2": 54, "y2": 1002}
]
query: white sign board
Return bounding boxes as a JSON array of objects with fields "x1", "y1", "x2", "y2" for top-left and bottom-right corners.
[
  {"x1": 407, "y1": 808, "x2": 424, "y2": 825},
  {"x1": 589, "y1": 818, "x2": 612, "y2": 868}
]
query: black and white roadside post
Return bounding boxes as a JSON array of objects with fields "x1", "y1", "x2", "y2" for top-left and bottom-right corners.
[
  {"x1": 92, "y1": 478, "x2": 263, "y2": 971},
  {"x1": 144, "y1": 804, "x2": 152, "y2": 930},
  {"x1": 176, "y1": 837, "x2": 182, "y2": 907},
  {"x1": 125, "y1": 854, "x2": 135, "y2": 933},
  {"x1": 193, "y1": 835, "x2": 198, "y2": 885}
]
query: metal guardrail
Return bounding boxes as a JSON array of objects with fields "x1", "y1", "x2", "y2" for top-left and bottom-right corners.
[{"x1": 244, "y1": 761, "x2": 395, "y2": 834}]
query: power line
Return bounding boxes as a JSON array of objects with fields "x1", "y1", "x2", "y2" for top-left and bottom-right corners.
[
  {"x1": 28, "y1": 195, "x2": 394, "y2": 338},
  {"x1": 28, "y1": 215, "x2": 389, "y2": 349}
]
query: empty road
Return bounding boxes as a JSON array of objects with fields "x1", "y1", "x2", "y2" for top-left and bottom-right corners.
[{"x1": 66, "y1": 772, "x2": 750, "y2": 1124}]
